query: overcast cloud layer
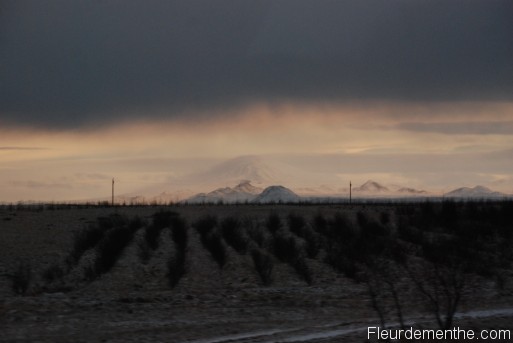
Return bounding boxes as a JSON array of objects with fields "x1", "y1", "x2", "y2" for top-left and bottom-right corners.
[{"x1": 1, "y1": 0, "x2": 512, "y2": 128}]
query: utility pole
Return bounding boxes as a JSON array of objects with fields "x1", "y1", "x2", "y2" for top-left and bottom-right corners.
[
  {"x1": 349, "y1": 180, "x2": 352, "y2": 205},
  {"x1": 112, "y1": 178, "x2": 115, "y2": 206}
]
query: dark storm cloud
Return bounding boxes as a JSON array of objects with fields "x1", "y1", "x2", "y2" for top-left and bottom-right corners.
[{"x1": 1, "y1": 0, "x2": 512, "y2": 128}]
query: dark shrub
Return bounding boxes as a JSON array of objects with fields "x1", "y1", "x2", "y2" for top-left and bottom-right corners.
[
  {"x1": 328, "y1": 213, "x2": 356, "y2": 240},
  {"x1": 288, "y1": 213, "x2": 306, "y2": 237},
  {"x1": 194, "y1": 215, "x2": 218, "y2": 236},
  {"x1": 356, "y1": 211, "x2": 369, "y2": 230},
  {"x1": 12, "y1": 262, "x2": 31, "y2": 295},
  {"x1": 145, "y1": 211, "x2": 177, "y2": 250},
  {"x1": 42, "y1": 264, "x2": 64, "y2": 283},
  {"x1": 252, "y1": 249, "x2": 274, "y2": 286},
  {"x1": 167, "y1": 251, "x2": 186, "y2": 288},
  {"x1": 94, "y1": 225, "x2": 136, "y2": 276},
  {"x1": 358, "y1": 212, "x2": 389, "y2": 237},
  {"x1": 498, "y1": 201, "x2": 513, "y2": 227},
  {"x1": 273, "y1": 232, "x2": 300, "y2": 263},
  {"x1": 83, "y1": 263, "x2": 96, "y2": 282},
  {"x1": 137, "y1": 238, "x2": 151, "y2": 264},
  {"x1": 167, "y1": 215, "x2": 188, "y2": 287},
  {"x1": 195, "y1": 215, "x2": 226, "y2": 268},
  {"x1": 97, "y1": 214, "x2": 126, "y2": 231},
  {"x1": 325, "y1": 250, "x2": 359, "y2": 279},
  {"x1": 247, "y1": 225, "x2": 267, "y2": 249},
  {"x1": 415, "y1": 201, "x2": 435, "y2": 228},
  {"x1": 266, "y1": 212, "x2": 282, "y2": 234},
  {"x1": 440, "y1": 200, "x2": 459, "y2": 228},
  {"x1": 303, "y1": 228, "x2": 321, "y2": 259},
  {"x1": 69, "y1": 225, "x2": 105, "y2": 264},
  {"x1": 312, "y1": 213, "x2": 328, "y2": 236},
  {"x1": 390, "y1": 241, "x2": 408, "y2": 265},
  {"x1": 144, "y1": 224, "x2": 162, "y2": 250},
  {"x1": 285, "y1": 214, "x2": 320, "y2": 259},
  {"x1": 379, "y1": 212, "x2": 390, "y2": 226},
  {"x1": 293, "y1": 257, "x2": 313, "y2": 285},
  {"x1": 221, "y1": 216, "x2": 249, "y2": 254},
  {"x1": 171, "y1": 216, "x2": 188, "y2": 253},
  {"x1": 129, "y1": 216, "x2": 145, "y2": 231},
  {"x1": 397, "y1": 224, "x2": 424, "y2": 245},
  {"x1": 152, "y1": 211, "x2": 178, "y2": 229},
  {"x1": 363, "y1": 221, "x2": 390, "y2": 237},
  {"x1": 201, "y1": 231, "x2": 227, "y2": 268},
  {"x1": 272, "y1": 232, "x2": 313, "y2": 284}
]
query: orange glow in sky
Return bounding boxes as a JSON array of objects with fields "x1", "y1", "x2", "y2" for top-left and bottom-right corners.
[{"x1": 2, "y1": 101, "x2": 513, "y2": 202}]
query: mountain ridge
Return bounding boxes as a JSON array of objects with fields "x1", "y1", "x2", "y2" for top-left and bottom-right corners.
[
  {"x1": 445, "y1": 185, "x2": 506, "y2": 198},
  {"x1": 185, "y1": 183, "x2": 300, "y2": 204}
]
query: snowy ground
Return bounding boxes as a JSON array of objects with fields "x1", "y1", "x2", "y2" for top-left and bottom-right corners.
[{"x1": 1, "y1": 205, "x2": 513, "y2": 342}]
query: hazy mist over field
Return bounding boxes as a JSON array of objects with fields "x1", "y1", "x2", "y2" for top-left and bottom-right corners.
[{"x1": 1, "y1": 1, "x2": 513, "y2": 202}]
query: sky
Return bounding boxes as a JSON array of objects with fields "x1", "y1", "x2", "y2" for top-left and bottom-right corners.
[{"x1": 1, "y1": 0, "x2": 513, "y2": 202}]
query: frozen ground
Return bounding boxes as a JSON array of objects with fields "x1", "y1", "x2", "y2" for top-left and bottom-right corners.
[{"x1": 1, "y1": 205, "x2": 513, "y2": 342}]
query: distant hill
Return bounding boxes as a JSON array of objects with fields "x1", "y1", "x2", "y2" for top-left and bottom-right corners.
[
  {"x1": 186, "y1": 183, "x2": 301, "y2": 204},
  {"x1": 253, "y1": 185, "x2": 300, "y2": 204},
  {"x1": 445, "y1": 185, "x2": 506, "y2": 198},
  {"x1": 185, "y1": 181, "x2": 262, "y2": 204},
  {"x1": 126, "y1": 156, "x2": 436, "y2": 202},
  {"x1": 353, "y1": 180, "x2": 390, "y2": 193}
]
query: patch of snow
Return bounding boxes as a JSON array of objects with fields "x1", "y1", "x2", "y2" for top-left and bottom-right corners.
[
  {"x1": 185, "y1": 181, "x2": 262, "y2": 204},
  {"x1": 445, "y1": 185, "x2": 506, "y2": 198},
  {"x1": 253, "y1": 185, "x2": 301, "y2": 203}
]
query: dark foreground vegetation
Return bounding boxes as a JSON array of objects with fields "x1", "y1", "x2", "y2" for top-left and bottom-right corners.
[{"x1": 3, "y1": 200, "x2": 513, "y2": 333}]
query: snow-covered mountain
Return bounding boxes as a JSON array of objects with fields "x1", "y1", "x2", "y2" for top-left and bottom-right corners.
[
  {"x1": 445, "y1": 185, "x2": 506, "y2": 198},
  {"x1": 347, "y1": 180, "x2": 428, "y2": 197},
  {"x1": 111, "y1": 156, "x2": 453, "y2": 203},
  {"x1": 185, "y1": 182, "x2": 301, "y2": 204},
  {"x1": 185, "y1": 181, "x2": 262, "y2": 204},
  {"x1": 353, "y1": 180, "x2": 390, "y2": 194},
  {"x1": 233, "y1": 180, "x2": 263, "y2": 194},
  {"x1": 253, "y1": 185, "x2": 301, "y2": 203}
]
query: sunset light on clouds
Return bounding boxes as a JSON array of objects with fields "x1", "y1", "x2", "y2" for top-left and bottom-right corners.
[{"x1": 1, "y1": 1, "x2": 513, "y2": 202}]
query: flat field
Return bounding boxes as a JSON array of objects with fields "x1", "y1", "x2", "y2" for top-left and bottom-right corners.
[{"x1": 1, "y1": 203, "x2": 513, "y2": 342}]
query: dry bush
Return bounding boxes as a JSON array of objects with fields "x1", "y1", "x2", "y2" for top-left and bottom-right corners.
[
  {"x1": 68, "y1": 225, "x2": 104, "y2": 266},
  {"x1": 251, "y1": 249, "x2": 274, "y2": 286},
  {"x1": 221, "y1": 216, "x2": 249, "y2": 254},
  {"x1": 11, "y1": 262, "x2": 32, "y2": 295},
  {"x1": 272, "y1": 231, "x2": 313, "y2": 284},
  {"x1": 265, "y1": 212, "x2": 282, "y2": 234},
  {"x1": 94, "y1": 224, "x2": 136, "y2": 276},
  {"x1": 167, "y1": 215, "x2": 188, "y2": 287},
  {"x1": 202, "y1": 231, "x2": 227, "y2": 268}
]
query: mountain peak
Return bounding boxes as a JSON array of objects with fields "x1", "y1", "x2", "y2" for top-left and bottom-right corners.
[
  {"x1": 446, "y1": 185, "x2": 505, "y2": 198},
  {"x1": 473, "y1": 185, "x2": 492, "y2": 193},
  {"x1": 253, "y1": 185, "x2": 300, "y2": 203},
  {"x1": 197, "y1": 155, "x2": 280, "y2": 186},
  {"x1": 185, "y1": 181, "x2": 262, "y2": 204},
  {"x1": 354, "y1": 180, "x2": 389, "y2": 193},
  {"x1": 234, "y1": 180, "x2": 262, "y2": 194}
]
